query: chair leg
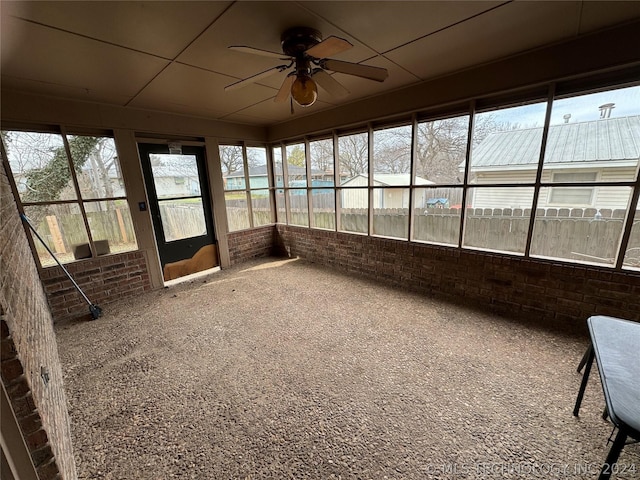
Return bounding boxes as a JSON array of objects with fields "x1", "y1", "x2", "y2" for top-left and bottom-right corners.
[
  {"x1": 577, "y1": 344, "x2": 592, "y2": 373},
  {"x1": 574, "y1": 345, "x2": 595, "y2": 417},
  {"x1": 598, "y1": 428, "x2": 627, "y2": 480}
]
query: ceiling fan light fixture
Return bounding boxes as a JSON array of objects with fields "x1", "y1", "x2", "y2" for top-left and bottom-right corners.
[{"x1": 291, "y1": 74, "x2": 318, "y2": 107}]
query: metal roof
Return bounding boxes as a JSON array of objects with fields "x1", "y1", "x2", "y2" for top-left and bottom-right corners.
[{"x1": 470, "y1": 115, "x2": 640, "y2": 168}]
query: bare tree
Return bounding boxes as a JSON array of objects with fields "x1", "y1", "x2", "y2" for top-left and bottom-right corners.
[
  {"x1": 338, "y1": 132, "x2": 368, "y2": 178},
  {"x1": 309, "y1": 138, "x2": 333, "y2": 172},
  {"x1": 414, "y1": 114, "x2": 502, "y2": 184},
  {"x1": 219, "y1": 145, "x2": 244, "y2": 175},
  {"x1": 373, "y1": 126, "x2": 411, "y2": 174}
]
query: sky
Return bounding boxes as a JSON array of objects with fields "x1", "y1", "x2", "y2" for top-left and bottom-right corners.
[{"x1": 480, "y1": 84, "x2": 640, "y2": 129}]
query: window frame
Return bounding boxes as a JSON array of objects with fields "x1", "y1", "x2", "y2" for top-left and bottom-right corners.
[
  {"x1": 270, "y1": 77, "x2": 640, "y2": 271},
  {"x1": 1, "y1": 127, "x2": 138, "y2": 268},
  {"x1": 219, "y1": 142, "x2": 273, "y2": 232}
]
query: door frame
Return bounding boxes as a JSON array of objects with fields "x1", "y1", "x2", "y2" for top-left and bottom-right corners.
[{"x1": 138, "y1": 143, "x2": 218, "y2": 271}]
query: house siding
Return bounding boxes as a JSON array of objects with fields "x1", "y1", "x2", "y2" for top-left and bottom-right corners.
[{"x1": 472, "y1": 167, "x2": 634, "y2": 209}]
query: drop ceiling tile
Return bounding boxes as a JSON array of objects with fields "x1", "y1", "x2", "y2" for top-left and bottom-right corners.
[
  {"x1": 1, "y1": 75, "x2": 133, "y2": 106},
  {"x1": 579, "y1": 1, "x2": 640, "y2": 33},
  {"x1": 1, "y1": 1, "x2": 233, "y2": 59},
  {"x1": 223, "y1": 97, "x2": 334, "y2": 125},
  {"x1": 129, "y1": 62, "x2": 276, "y2": 117},
  {"x1": 386, "y1": 1, "x2": 582, "y2": 81},
  {"x1": 1, "y1": 17, "x2": 169, "y2": 100},
  {"x1": 325, "y1": 56, "x2": 420, "y2": 104},
  {"x1": 177, "y1": 0, "x2": 377, "y2": 83},
  {"x1": 302, "y1": 1, "x2": 503, "y2": 53}
]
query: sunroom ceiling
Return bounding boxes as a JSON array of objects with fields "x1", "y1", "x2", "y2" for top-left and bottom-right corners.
[{"x1": 1, "y1": 1, "x2": 639, "y2": 127}]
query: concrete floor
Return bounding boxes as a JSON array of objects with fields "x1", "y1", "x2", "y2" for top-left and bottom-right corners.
[{"x1": 55, "y1": 257, "x2": 639, "y2": 479}]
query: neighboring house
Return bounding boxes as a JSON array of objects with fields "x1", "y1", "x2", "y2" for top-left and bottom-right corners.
[
  {"x1": 341, "y1": 173, "x2": 433, "y2": 209},
  {"x1": 466, "y1": 115, "x2": 640, "y2": 210},
  {"x1": 225, "y1": 164, "x2": 337, "y2": 190},
  {"x1": 147, "y1": 158, "x2": 201, "y2": 197}
]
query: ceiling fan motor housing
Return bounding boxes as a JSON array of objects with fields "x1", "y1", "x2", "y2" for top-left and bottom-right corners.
[{"x1": 281, "y1": 27, "x2": 322, "y2": 57}]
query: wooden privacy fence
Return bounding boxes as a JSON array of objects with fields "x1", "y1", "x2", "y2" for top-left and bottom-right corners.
[
  {"x1": 158, "y1": 203, "x2": 207, "y2": 241},
  {"x1": 35, "y1": 207, "x2": 136, "y2": 256},
  {"x1": 227, "y1": 203, "x2": 640, "y2": 266}
]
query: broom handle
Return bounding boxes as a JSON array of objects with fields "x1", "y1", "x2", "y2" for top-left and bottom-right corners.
[{"x1": 20, "y1": 213, "x2": 93, "y2": 306}]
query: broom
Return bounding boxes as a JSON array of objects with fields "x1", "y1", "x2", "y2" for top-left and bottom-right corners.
[{"x1": 20, "y1": 213, "x2": 102, "y2": 320}]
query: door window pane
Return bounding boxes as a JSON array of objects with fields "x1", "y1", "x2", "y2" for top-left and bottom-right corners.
[
  {"x1": 150, "y1": 154, "x2": 201, "y2": 199},
  {"x1": 416, "y1": 115, "x2": 469, "y2": 184},
  {"x1": 470, "y1": 102, "x2": 548, "y2": 184},
  {"x1": 3, "y1": 131, "x2": 77, "y2": 202},
  {"x1": 158, "y1": 198, "x2": 207, "y2": 242}
]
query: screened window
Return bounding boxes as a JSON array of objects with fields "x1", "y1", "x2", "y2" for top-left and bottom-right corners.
[
  {"x1": 309, "y1": 138, "x2": 335, "y2": 230},
  {"x1": 270, "y1": 82, "x2": 640, "y2": 271},
  {"x1": 623, "y1": 197, "x2": 640, "y2": 270},
  {"x1": 530, "y1": 85, "x2": 640, "y2": 266},
  {"x1": 220, "y1": 144, "x2": 272, "y2": 232},
  {"x1": 338, "y1": 131, "x2": 368, "y2": 234},
  {"x1": 2, "y1": 131, "x2": 137, "y2": 266},
  {"x1": 416, "y1": 115, "x2": 469, "y2": 185}
]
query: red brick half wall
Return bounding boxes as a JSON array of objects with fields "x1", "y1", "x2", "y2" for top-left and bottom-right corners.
[
  {"x1": 276, "y1": 225, "x2": 640, "y2": 330},
  {"x1": 1, "y1": 159, "x2": 77, "y2": 479},
  {"x1": 228, "y1": 225, "x2": 285, "y2": 265},
  {"x1": 40, "y1": 251, "x2": 152, "y2": 322}
]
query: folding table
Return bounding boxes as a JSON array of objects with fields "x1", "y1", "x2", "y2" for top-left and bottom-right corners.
[{"x1": 573, "y1": 315, "x2": 640, "y2": 480}]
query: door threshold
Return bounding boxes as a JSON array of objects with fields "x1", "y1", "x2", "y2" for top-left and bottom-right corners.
[{"x1": 163, "y1": 266, "x2": 221, "y2": 287}]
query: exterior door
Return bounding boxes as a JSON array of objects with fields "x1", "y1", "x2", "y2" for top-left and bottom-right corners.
[{"x1": 138, "y1": 143, "x2": 218, "y2": 281}]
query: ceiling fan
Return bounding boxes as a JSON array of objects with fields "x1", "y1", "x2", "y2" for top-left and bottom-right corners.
[{"x1": 225, "y1": 27, "x2": 389, "y2": 109}]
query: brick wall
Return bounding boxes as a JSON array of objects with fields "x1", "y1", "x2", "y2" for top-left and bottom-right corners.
[
  {"x1": 228, "y1": 225, "x2": 285, "y2": 265},
  {"x1": 1, "y1": 160, "x2": 77, "y2": 478},
  {"x1": 276, "y1": 225, "x2": 640, "y2": 330},
  {"x1": 40, "y1": 251, "x2": 152, "y2": 322}
]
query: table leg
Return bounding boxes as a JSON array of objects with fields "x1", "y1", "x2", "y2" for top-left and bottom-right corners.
[
  {"x1": 598, "y1": 428, "x2": 627, "y2": 480},
  {"x1": 573, "y1": 343, "x2": 594, "y2": 417}
]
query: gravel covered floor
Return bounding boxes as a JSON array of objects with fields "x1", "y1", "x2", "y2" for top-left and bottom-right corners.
[{"x1": 55, "y1": 257, "x2": 639, "y2": 479}]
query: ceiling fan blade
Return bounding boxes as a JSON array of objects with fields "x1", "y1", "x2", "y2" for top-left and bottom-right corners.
[
  {"x1": 320, "y1": 59, "x2": 388, "y2": 82},
  {"x1": 228, "y1": 45, "x2": 290, "y2": 60},
  {"x1": 312, "y1": 69, "x2": 349, "y2": 98},
  {"x1": 306, "y1": 36, "x2": 353, "y2": 59},
  {"x1": 225, "y1": 65, "x2": 289, "y2": 91},
  {"x1": 275, "y1": 74, "x2": 295, "y2": 103}
]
